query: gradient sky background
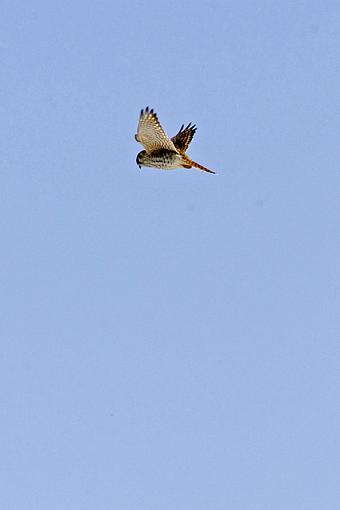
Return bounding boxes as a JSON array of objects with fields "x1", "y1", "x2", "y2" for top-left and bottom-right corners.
[{"x1": 1, "y1": 1, "x2": 339, "y2": 509}]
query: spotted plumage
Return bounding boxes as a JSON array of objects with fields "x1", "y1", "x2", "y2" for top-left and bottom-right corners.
[{"x1": 135, "y1": 107, "x2": 215, "y2": 174}]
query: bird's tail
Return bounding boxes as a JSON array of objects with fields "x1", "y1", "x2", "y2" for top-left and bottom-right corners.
[{"x1": 182, "y1": 156, "x2": 216, "y2": 174}]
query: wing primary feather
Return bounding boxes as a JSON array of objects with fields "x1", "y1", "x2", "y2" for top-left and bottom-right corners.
[{"x1": 135, "y1": 106, "x2": 178, "y2": 153}]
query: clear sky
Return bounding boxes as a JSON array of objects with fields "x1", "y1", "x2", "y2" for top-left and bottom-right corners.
[{"x1": 1, "y1": 1, "x2": 339, "y2": 509}]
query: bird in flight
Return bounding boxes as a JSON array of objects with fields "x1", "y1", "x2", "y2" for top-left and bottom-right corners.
[{"x1": 135, "y1": 107, "x2": 215, "y2": 174}]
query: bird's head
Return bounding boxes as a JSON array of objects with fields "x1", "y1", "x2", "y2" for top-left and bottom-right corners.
[{"x1": 136, "y1": 150, "x2": 147, "y2": 169}]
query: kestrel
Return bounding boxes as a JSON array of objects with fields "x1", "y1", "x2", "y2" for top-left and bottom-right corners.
[{"x1": 135, "y1": 107, "x2": 215, "y2": 174}]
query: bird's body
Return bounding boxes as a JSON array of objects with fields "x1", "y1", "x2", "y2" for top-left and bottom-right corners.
[
  {"x1": 136, "y1": 149, "x2": 184, "y2": 170},
  {"x1": 135, "y1": 107, "x2": 215, "y2": 174}
]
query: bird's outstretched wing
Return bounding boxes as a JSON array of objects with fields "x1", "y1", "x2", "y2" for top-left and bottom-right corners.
[
  {"x1": 135, "y1": 107, "x2": 178, "y2": 153},
  {"x1": 171, "y1": 123, "x2": 197, "y2": 154}
]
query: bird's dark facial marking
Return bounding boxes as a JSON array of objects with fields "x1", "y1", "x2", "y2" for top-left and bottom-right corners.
[{"x1": 136, "y1": 151, "x2": 145, "y2": 169}]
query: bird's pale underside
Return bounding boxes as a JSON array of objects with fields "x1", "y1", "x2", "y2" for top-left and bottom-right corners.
[{"x1": 135, "y1": 107, "x2": 215, "y2": 174}]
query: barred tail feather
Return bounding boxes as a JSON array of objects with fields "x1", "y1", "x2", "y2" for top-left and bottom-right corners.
[
  {"x1": 190, "y1": 160, "x2": 216, "y2": 174},
  {"x1": 181, "y1": 155, "x2": 216, "y2": 174}
]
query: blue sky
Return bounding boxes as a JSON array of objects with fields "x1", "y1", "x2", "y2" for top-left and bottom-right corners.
[{"x1": 1, "y1": 1, "x2": 339, "y2": 508}]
